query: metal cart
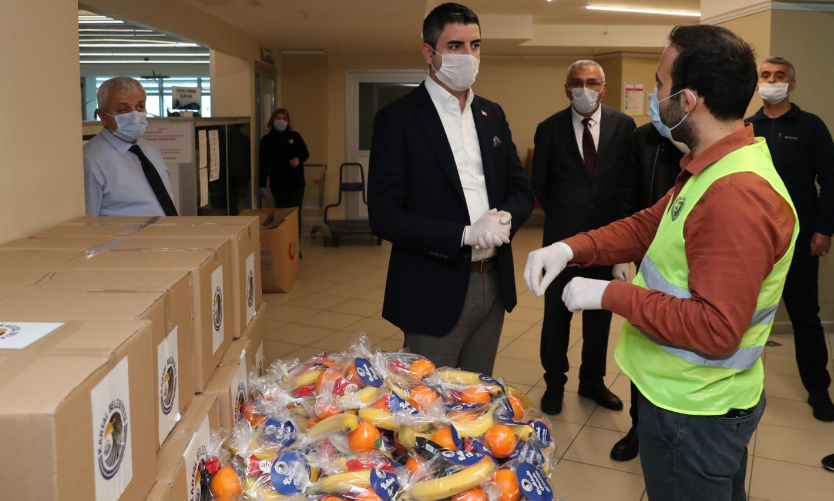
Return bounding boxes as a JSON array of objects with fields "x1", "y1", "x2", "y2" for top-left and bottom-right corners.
[
  {"x1": 322, "y1": 162, "x2": 382, "y2": 247},
  {"x1": 302, "y1": 163, "x2": 327, "y2": 236}
]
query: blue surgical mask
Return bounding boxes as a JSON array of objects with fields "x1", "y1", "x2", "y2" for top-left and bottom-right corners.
[
  {"x1": 649, "y1": 86, "x2": 693, "y2": 142},
  {"x1": 101, "y1": 110, "x2": 148, "y2": 142}
]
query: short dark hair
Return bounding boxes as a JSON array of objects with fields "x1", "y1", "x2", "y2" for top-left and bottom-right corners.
[
  {"x1": 668, "y1": 25, "x2": 757, "y2": 121},
  {"x1": 423, "y1": 3, "x2": 480, "y2": 50}
]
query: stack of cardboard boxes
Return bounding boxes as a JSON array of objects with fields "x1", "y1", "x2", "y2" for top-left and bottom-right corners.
[{"x1": 0, "y1": 212, "x2": 299, "y2": 501}]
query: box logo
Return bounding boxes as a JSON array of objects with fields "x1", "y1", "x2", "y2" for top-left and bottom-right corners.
[
  {"x1": 235, "y1": 382, "x2": 248, "y2": 424},
  {"x1": 0, "y1": 324, "x2": 21, "y2": 341},
  {"x1": 247, "y1": 269, "x2": 256, "y2": 309},
  {"x1": 213, "y1": 286, "x2": 223, "y2": 333},
  {"x1": 288, "y1": 242, "x2": 298, "y2": 261},
  {"x1": 160, "y1": 356, "x2": 178, "y2": 416},
  {"x1": 190, "y1": 446, "x2": 210, "y2": 501},
  {"x1": 97, "y1": 399, "x2": 128, "y2": 480}
]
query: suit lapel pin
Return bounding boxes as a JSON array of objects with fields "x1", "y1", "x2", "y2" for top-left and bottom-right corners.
[
  {"x1": 481, "y1": 110, "x2": 488, "y2": 116},
  {"x1": 493, "y1": 136, "x2": 501, "y2": 147}
]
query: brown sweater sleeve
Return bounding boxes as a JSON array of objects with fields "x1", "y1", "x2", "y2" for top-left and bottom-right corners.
[{"x1": 600, "y1": 173, "x2": 795, "y2": 355}]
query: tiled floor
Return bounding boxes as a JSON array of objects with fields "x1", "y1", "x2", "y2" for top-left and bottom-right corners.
[{"x1": 263, "y1": 227, "x2": 834, "y2": 501}]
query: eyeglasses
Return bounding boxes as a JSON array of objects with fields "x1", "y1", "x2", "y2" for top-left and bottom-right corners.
[{"x1": 567, "y1": 80, "x2": 605, "y2": 91}]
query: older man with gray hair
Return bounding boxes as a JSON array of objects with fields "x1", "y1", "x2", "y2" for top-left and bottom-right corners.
[
  {"x1": 531, "y1": 59, "x2": 635, "y2": 415},
  {"x1": 83, "y1": 76, "x2": 178, "y2": 216}
]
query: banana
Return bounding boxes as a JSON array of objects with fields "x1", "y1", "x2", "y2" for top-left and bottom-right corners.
[
  {"x1": 359, "y1": 407, "x2": 398, "y2": 431},
  {"x1": 451, "y1": 404, "x2": 499, "y2": 437},
  {"x1": 307, "y1": 470, "x2": 372, "y2": 494},
  {"x1": 306, "y1": 413, "x2": 360, "y2": 440},
  {"x1": 506, "y1": 385, "x2": 535, "y2": 412},
  {"x1": 337, "y1": 386, "x2": 381, "y2": 407},
  {"x1": 509, "y1": 424, "x2": 535, "y2": 441},
  {"x1": 283, "y1": 369, "x2": 325, "y2": 389},
  {"x1": 407, "y1": 459, "x2": 497, "y2": 500},
  {"x1": 436, "y1": 369, "x2": 503, "y2": 395},
  {"x1": 397, "y1": 425, "x2": 433, "y2": 449}
]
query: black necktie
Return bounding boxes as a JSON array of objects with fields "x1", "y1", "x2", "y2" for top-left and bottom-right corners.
[
  {"x1": 582, "y1": 118, "x2": 597, "y2": 176},
  {"x1": 129, "y1": 145, "x2": 178, "y2": 216}
]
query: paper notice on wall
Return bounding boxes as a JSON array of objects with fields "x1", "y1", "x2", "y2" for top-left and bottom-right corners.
[
  {"x1": 199, "y1": 168, "x2": 209, "y2": 207},
  {"x1": 0, "y1": 321, "x2": 63, "y2": 349},
  {"x1": 143, "y1": 121, "x2": 193, "y2": 164},
  {"x1": 624, "y1": 83, "x2": 645, "y2": 116},
  {"x1": 198, "y1": 130, "x2": 208, "y2": 168},
  {"x1": 246, "y1": 252, "x2": 256, "y2": 324},
  {"x1": 211, "y1": 265, "x2": 225, "y2": 353},
  {"x1": 90, "y1": 357, "x2": 133, "y2": 501},
  {"x1": 157, "y1": 327, "x2": 181, "y2": 446},
  {"x1": 183, "y1": 415, "x2": 211, "y2": 501},
  {"x1": 209, "y1": 130, "x2": 220, "y2": 182}
]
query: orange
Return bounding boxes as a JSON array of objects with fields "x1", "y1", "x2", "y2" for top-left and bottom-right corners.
[
  {"x1": 356, "y1": 490, "x2": 384, "y2": 501},
  {"x1": 409, "y1": 385, "x2": 440, "y2": 412},
  {"x1": 242, "y1": 401, "x2": 265, "y2": 427},
  {"x1": 484, "y1": 425, "x2": 518, "y2": 458},
  {"x1": 452, "y1": 488, "x2": 489, "y2": 501},
  {"x1": 405, "y1": 455, "x2": 426, "y2": 474},
  {"x1": 508, "y1": 396, "x2": 525, "y2": 421},
  {"x1": 494, "y1": 469, "x2": 520, "y2": 501},
  {"x1": 430, "y1": 427, "x2": 459, "y2": 450},
  {"x1": 409, "y1": 359, "x2": 436, "y2": 379},
  {"x1": 321, "y1": 497, "x2": 346, "y2": 501},
  {"x1": 315, "y1": 403, "x2": 343, "y2": 420},
  {"x1": 459, "y1": 387, "x2": 491, "y2": 404},
  {"x1": 371, "y1": 395, "x2": 390, "y2": 410},
  {"x1": 347, "y1": 421, "x2": 382, "y2": 453},
  {"x1": 210, "y1": 465, "x2": 243, "y2": 501},
  {"x1": 447, "y1": 408, "x2": 479, "y2": 422},
  {"x1": 344, "y1": 361, "x2": 360, "y2": 384},
  {"x1": 316, "y1": 368, "x2": 341, "y2": 390},
  {"x1": 307, "y1": 416, "x2": 320, "y2": 429}
]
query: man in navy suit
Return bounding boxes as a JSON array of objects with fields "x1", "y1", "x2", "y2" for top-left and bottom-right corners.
[{"x1": 368, "y1": 3, "x2": 534, "y2": 375}]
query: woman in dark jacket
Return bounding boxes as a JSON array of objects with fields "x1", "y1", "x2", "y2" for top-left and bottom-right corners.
[{"x1": 259, "y1": 108, "x2": 310, "y2": 233}]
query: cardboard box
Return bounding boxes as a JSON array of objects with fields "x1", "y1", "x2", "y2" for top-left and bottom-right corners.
[
  {"x1": 0, "y1": 321, "x2": 155, "y2": 501},
  {"x1": 145, "y1": 482, "x2": 174, "y2": 501},
  {"x1": 203, "y1": 353, "x2": 250, "y2": 430},
  {"x1": 156, "y1": 395, "x2": 220, "y2": 501},
  {"x1": 112, "y1": 235, "x2": 249, "y2": 340},
  {"x1": 222, "y1": 302, "x2": 267, "y2": 378},
  {"x1": 240, "y1": 208, "x2": 300, "y2": 293},
  {"x1": 34, "y1": 221, "x2": 152, "y2": 238},
  {"x1": 0, "y1": 268, "x2": 50, "y2": 288},
  {"x1": 138, "y1": 220, "x2": 262, "y2": 336},
  {"x1": 0, "y1": 249, "x2": 85, "y2": 270},
  {"x1": 0, "y1": 287, "x2": 187, "y2": 446},
  {"x1": 1, "y1": 236, "x2": 115, "y2": 250},
  {"x1": 34, "y1": 269, "x2": 196, "y2": 446},
  {"x1": 67, "y1": 249, "x2": 232, "y2": 392}
]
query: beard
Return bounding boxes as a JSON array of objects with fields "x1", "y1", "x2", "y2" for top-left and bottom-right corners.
[{"x1": 660, "y1": 94, "x2": 698, "y2": 150}]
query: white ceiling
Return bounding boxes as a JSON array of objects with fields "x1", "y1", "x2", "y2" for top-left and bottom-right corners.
[{"x1": 179, "y1": 0, "x2": 701, "y2": 56}]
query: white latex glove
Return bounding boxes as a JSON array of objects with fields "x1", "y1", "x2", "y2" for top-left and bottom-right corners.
[
  {"x1": 524, "y1": 242, "x2": 573, "y2": 297},
  {"x1": 466, "y1": 209, "x2": 511, "y2": 250},
  {"x1": 562, "y1": 277, "x2": 610, "y2": 312},
  {"x1": 612, "y1": 263, "x2": 631, "y2": 283}
]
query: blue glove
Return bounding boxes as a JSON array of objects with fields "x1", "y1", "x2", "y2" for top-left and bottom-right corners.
[{"x1": 259, "y1": 187, "x2": 268, "y2": 199}]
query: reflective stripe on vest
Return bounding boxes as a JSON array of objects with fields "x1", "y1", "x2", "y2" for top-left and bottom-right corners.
[{"x1": 637, "y1": 254, "x2": 774, "y2": 370}]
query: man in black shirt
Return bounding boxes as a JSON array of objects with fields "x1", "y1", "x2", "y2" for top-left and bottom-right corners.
[{"x1": 746, "y1": 56, "x2": 834, "y2": 421}]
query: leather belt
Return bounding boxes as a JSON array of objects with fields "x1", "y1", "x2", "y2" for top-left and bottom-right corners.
[{"x1": 471, "y1": 260, "x2": 496, "y2": 273}]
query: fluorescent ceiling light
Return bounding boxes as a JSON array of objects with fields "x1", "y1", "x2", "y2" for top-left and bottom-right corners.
[
  {"x1": 79, "y1": 34, "x2": 167, "y2": 37},
  {"x1": 80, "y1": 52, "x2": 210, "y2": 57},
  {"x1": 78, "y1": 20, "x2": 125, "y2": 24},
  {"x1": 80, "y1": 60, "x2": 209, "y2": 64},
  {"x1": 79, "y1": 28, "x2": 153, "y2": 32},
  {"x1": 80, "y1": 38, "x2": 183, "y2": 43},
  {"x1": 80, "y1": 43, "x2": 201, "y2": 48},
  {"x1": 586, "y1": 5, "x2": 700, "y2": 17}
]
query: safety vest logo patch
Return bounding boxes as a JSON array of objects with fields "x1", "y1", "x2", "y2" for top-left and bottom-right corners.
[{"x1": 671, "y1": 196, "x2": 686, "y2": 221}]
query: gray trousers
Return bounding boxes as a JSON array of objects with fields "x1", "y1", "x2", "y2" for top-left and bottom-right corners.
[{"x1": 404, "y1": 270, "x2": 505, "y2": 376}]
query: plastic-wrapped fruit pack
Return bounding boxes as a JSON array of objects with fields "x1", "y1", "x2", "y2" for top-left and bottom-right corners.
[{"x1": 208, "y1": 334, "x2": 565, "y2": 501}]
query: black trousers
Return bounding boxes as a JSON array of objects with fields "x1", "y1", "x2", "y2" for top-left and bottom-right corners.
[
  {"x1": 541, "y1": 265, "x2": 614, "y2": 390},
  {"x1": 783, "y1": 232, "x2": 831, "y2": 393},
  {"x1": 270, "y1": 180, "x2": 305, "y2": 240}
]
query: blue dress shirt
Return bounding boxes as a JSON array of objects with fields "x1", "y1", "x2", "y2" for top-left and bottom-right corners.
[{"x1": 83, "y1": 127, "x2": 176, "y2": 216}]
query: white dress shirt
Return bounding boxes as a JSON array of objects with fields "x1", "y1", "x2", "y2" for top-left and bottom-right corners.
[
  {"x1": 571, "y1": 104, "x2": 602, "y2": 160},
  {"x1": 425, "y1": 76, "x2": 493, "y2": 261}
]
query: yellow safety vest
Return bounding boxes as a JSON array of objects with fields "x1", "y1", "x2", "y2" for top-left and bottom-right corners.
[{"x1": 615, "y1": 138, "x2": 798, "y2": 415}]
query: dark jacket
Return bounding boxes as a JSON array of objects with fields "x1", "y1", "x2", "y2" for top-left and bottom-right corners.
[
  {"x1": 615, "y1": 123, "x2": 684, "y2": 220},
  {"x1": 531, "y1": 105, "x2": 636, "y2": 245},
  {"x1": 746, "y1": 103, "x2": 834, "y2": 236},
  {"x1": 258, "y1": 127, "x2": 310, "y2": 188},
  {"x1": 368, "y1": 83, "x2": 535, "y2": 336}
]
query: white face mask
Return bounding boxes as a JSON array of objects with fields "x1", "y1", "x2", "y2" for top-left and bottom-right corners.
[
  {"x1": 571, "y1": 87, "x2": 600, "y2": 115},
  {"x1": 758, "y1": 82, "x2": 790, "y2": 105},
  {"x1": 274, "y1": 119, "x2": 288, "y2": 132},
  {"x1": 431, "y1": 48, "x2": 480, "y2": 92}
]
